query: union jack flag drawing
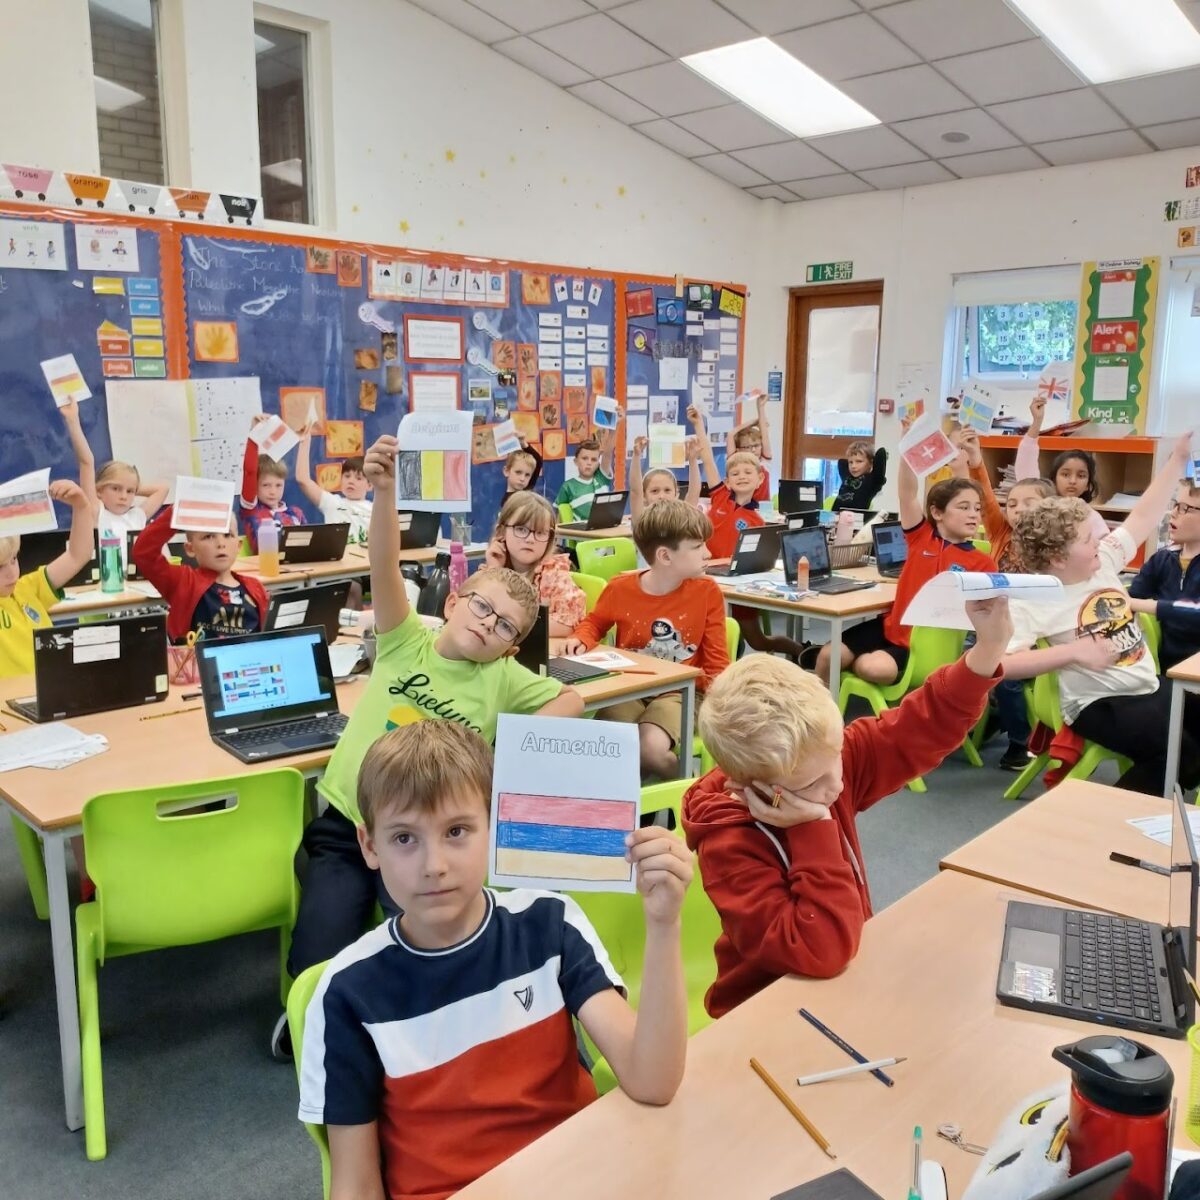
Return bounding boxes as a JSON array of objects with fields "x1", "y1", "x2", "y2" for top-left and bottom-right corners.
[{"x1": 1037, "y1": 375, "x2": 1069, "y2": 403}]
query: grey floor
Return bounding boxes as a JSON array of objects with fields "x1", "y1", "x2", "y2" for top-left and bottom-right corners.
[{"x1": 0, "y1": 728, "x2": 1080, "y2": 1200}]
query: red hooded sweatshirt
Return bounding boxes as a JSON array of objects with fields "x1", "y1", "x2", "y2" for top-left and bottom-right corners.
[{"x1": 682, "y1": 658, "x2": 998, "y2": 1018}]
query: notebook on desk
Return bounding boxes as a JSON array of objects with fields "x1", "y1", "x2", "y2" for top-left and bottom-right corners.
[
  {"x1": 279, "y1": 523, "x2": 350, "y2": 564},
  {"x1": 558, "y1": 491, "x2": 628, "y2": 532},
  {"x1": 196, "y1": 627, "x2": 347, "y2": 764}
]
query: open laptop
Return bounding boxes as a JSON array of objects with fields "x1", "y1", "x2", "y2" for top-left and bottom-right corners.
[
  {"x1": 516, "y1": 605, "x2": 612, "y2": 685},
  {"x1": 8, "y1": 612, "x2": 168, "y2": 723},
  {"x1": 265, "y1": 581, "x2": 351, "y2": 645},
  {"x1": 777, "y1": 479, "x2": 823, "y2": 516},
  {"x1": 559, "y1": 490, "x2": 629, "y2": 532},
  {"x1": 871, "y1": 521, "x2": 908, "y2": 579},
  {"x1": 787, "y1": 510, "x2": 822, "y2": 531},
  {"x1": 16, "y1": 529, "x2": 95, "y2": 588},
  {"x1": 707, "y1": 525, "x2": 783, "y2": 578},
  {"x1": 279, "y1": 523, "x2": 350, "y2": 564},
  {"x1": 780, "y1": 528, "x2": 874, "y2": 595},
  {"x1": 998, "y1": 785, "x2": 1199, "y2": 1039},
  {"x1": 196, "y1": 626, "x2": 348, "y2": 763},
  {"x1": 398, "y1": 510, "x2": 441, "y2": 551}
]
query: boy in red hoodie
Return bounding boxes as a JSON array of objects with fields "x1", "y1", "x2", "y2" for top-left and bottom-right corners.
[{"x1": 682, "y1": 596, "x2": 1010, "y2": 1018}]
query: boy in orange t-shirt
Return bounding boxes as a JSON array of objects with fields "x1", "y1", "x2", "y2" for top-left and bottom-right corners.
[{"x1": 565, "y1": 500, "x2": 729, "y2": 778}]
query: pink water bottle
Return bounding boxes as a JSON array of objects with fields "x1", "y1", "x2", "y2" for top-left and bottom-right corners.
[
  {"x1": 834, "y1": 510, "x2": 855, "y2": 544},
  {"x1": 448, "y1": 541, "x2": 468, "y2": 593}
]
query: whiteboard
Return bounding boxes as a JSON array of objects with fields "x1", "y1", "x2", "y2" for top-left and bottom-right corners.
[{"x1": 106, "y1": 380, "x2": 195, "y2": 500}]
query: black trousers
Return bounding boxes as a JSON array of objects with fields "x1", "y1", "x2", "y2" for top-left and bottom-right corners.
[
  {"x1": 287, "y1": 807, "x2": 400, "y2": 978},
  {"x1": 1068, "y1": 682, "x2": 1200, "y2": 796}
]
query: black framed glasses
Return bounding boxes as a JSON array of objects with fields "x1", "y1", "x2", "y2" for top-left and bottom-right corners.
[
  {"x1": 1172, "y1": 500, "x2": 1200, "y2": 516},
  {"x1": 504, "y1": 523, "x2": 552, "y2": 544},
  {"x1": 464, "y1": 593, "x2": 522, "y2": 642}
]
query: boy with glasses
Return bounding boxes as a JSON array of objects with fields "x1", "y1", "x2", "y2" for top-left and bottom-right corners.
[
  {"x1": 272, "y1": 434, "x2": 584, "y2": 1060},
  {"x1": 1129, "y1": 484, "x2": 1200, "y2": 670}
]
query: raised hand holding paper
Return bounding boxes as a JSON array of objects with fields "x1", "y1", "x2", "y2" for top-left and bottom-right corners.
[
  {"x1": 493, "y1": 418, "x2": 522, "y2": 457},
  {"x1": 649, "y1": 422, "x2": 686, "y2": 469},
  {"x1": 171, "y1": 475, "x2": 236, "y2": 534},
  {"x1": 395, "y1": 409, "x2": 472, "y2": 513},
  {"x1": 899, "y1": 413, "x2": 958, "y2": 480},
  {"x1": 958, "y1": 383, "x2": 996, "y2": 432},
  {"x1": 248, "y1": 413, "x2": 300, "y2": 460},
  {"x1": 489, "y1": 715, "x2": 640, "y2": 894},
  {"x1": 593, "y1": 394, "x2": 620, "y2": 430},
  {"x1": 902, "y1": 571, "x2": 1063, "y2": 630},
  {"x1": 40, "y1": 354, "x2": 91, "y2": 407},
  {"x1": 0, "y1": 468, "x2": 57, "y2": 535}
]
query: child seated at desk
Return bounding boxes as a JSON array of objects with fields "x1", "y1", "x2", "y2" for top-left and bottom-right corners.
[
  {"x1": 555, "y1": 432, "x2": 615, "y2": 521},
  {"x1": 0, "y1": 481, "x2": 94, "y2": 677},
  {"x1": 240, "y1": 414, "x2": 305, "y2": 550},
  {"x1": 133, "y1": 509, "x2": 268, "y2": 642},
  {"x1": 295, "y1": 427, "x2": 372, "y2": 545},
  {"x1": 298, "y1": 721, "x2": 691, "y2": 1200},
  {"x1": 682, "y1": 596, "x2": 1009, "y2": 1017},
  {"x1": 832, "y1": 440, "x2": 887, "y2": 512}
]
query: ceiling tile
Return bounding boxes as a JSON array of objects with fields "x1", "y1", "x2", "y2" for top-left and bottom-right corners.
[
  {"x1": 632, "y1": 117, "x2": 717, "y2": 157},
  {"x1": 747, "y1": 183, "x2": 800, "y2": 201},
  {"x1": 406, "y1": 0, "x2": 516, "y2": 43},
  {"x1": 711, "y1": 0, "x2": 858, "y2": 35},
  {"x1": 674, "y1": 102, "x2": 790, "y2": 151},
  {"x1": 936, "y1": 39, "x2": 1082, "y2": 106},
  {"x1": 775, "y1": 14, "x2": 919, "y2": 81},
  {"x1": 839, "y1": 64, "x2": 971, "y2": 122},
  {"x1": 469, "y1": 0, "x2": 594, "y2": 34},
  {"x1": 731, "y1": 139, "x2": 840, "y2": 181},
  {"x1": 857, "y1": 159, "x2": 957, "y2": 188},
  {"x1": 891, "y1": 106, "x2": 1018, "y2": 157},
  {"x1": 1034, "y1": 130, "x2": 1152, "y2": 167},
  {"x1": 605, "y1": 60, "x2": 728, "y2": 116},
  {"x1": 567, "y1": 79, "x2": 657, "y2": 123},
  {"x1": 873, "y1": 0, "x2": 1035, "y2": 61},
  {"x1": 988, "y1": 89, "x2": 1127, "y2": 142},
  {"x1": 1101, "y1": 67, "x2": 1200, "y2": 127},
  {"x1": 531, "y1": 12, "x2": 667, "y2": 75},
  {"x1": 785, "y1": 173, "x2": 876, "y2": 199},
  {"x1": 492, "y1": 36, "x2": 594, "y2": 86},
  {"x1": 806, "y1": 124, "x2": 925, "y2": 170},
  {"x1": 942, "y1": 145, "x2": 1046, "y2": 178},
  {"x1": 692, "y1": 153, "x2": 770, "y2": 187},
  {"x1": 1141, "y1": 117, "x2": 1200, "y2": 151},
  {"x1": 607, "y1": 0, "x2": 754, "y2": 57}
]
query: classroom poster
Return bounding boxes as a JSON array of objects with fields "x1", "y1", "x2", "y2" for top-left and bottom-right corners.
[
  {"x1": 1071, "y1": 258, "x2": 1158, "y2": 432},
  {"x1": 0, "y1": 218, "x2": 65, "y2": 270}
]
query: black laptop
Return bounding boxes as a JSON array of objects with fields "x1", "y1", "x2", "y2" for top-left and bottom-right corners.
[
  {"x1": 265, "y1": 581, "x2": 351, "y2": 645},
  {"x1": 707, "y1": 525, "x2": 783, "y2": 578},
  {"x1": 196, "y1": 626, "x2": 348, "y2": 763},
  {"x1": 778, "y1": 479, "x2": 823, "y2": 516},
  {"x1": 8, "y1": 612, "x2": 168, "y2": 723},
  {"x1": 515, "y1": 605, "x2": 611, "y2": 685},
  {"x1": 17, "y1": 529, "x2": 95, "y2": 588},
  {"x1": 871, "y1": 521, "x2": 908, "y2": 579},
  {"x1": 398, "y1": 510, "x2": 441, "y2": 551},
  {"x1": 787, "y1": 510, "x2": 822, "y2": 530},
  {"x1": 780, "y1": 528, "x2": 874, "y2": 595},
  {"x1": 998, "y1": 786, "x2": 1199, "y2": 1039},
  {"x1": 279, "y1": 523, "x2": 350, "y2": 564},
  {"x1": 559, "y1": 490, "x2": 629, "y2": 532}
]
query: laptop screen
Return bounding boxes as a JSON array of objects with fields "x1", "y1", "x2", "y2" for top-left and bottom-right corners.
[
  {"x1": 590, "y1": 491, "x2": 628, "y2": 522},
  {"x1": 197, "y1": 628, "x2": 336, "y2": 731},
  {"x1": 872, "y1": 522, "x2": 908, "y2": 569},
  {"x1": 1170, "y1": 786, "x2": 1199, "y2": 962},
  {"x1": 778, "y1": 479, "x2": 822, "y2": 514},
  {"x1": 781, "y1": 528, "x2": 831, "y2": 583}
]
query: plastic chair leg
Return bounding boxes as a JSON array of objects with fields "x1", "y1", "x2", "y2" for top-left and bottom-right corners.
[
  {"x1": 960, "y1": 735, "x2": 984, "y2": 769},
  {"x1": 10, "y1": 812, "x2": 49, "y2": 921},
  {"x1": 905, "y1": 775, "x2": 928, "y2": 794},
  {"x1": 75, "y1": 905, "x2": 107, "y2": 1161},
  {"x1": 1004, "y1": 753, "x2": 1048, "y2": 801},
  {"x1": 279, "y1": 924, "x2": 293, "y2": 1008}
]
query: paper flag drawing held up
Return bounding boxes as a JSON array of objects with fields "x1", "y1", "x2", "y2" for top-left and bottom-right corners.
[
  {"x1": 40, "y1": 354, "x2": 91, "y2": 407},
  {"x1": 0, "y1": 468, "x2": 57, "y2": 536},
  {"x1": 489, "y1": 715, "x2": 639, "y2": 894},
  {"x1": 958, "y1": 388, "x2": 996, "y2": 433},
  {"x1": 901, "y1": 571, "x2": 1064, "y2": 630},
  {"x1": 248, "y1": 413, "x2": 300, "y2": 460},
  {"x1": 899, "y1": 413, "x2": 958, "y2": 480},
  {"x1": 649, "y1": 422, "x2": 686, "y2": 469},
  {"x1": 395, "y1": 409, "x2": 473, "y2": 513},
  {"x1": 492, "y1": 419, "x2": 522, "y2": 457},
  {"x1": 171, "y1": 476, "x2": 236, "y2": 534},
  {"x1": 592, "y1": 394, "x2": 619, "y2": 430}
]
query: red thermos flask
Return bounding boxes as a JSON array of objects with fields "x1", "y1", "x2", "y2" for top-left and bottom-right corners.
[{"x1": 1052, "y1": 1036, "x2": 1173, "y2": 1200}]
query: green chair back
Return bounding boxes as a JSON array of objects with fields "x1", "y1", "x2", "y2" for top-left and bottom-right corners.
[
  {"x1": 569, "y1": 570, "x2": 606, "y2": 613},
  {"x1": 1138, "y1": 610, "x2": 1161, "y2": 671},
  {"x1": 557, "y1": 502, "x2": 574, "y2": 525},
  {"x1": 973, "y1": 538, "x2": 992, "y2": 555},
  {"x1": 289, "y1": 961, "x2": 333, "y2": 1200},
  {"x1": 576, "y1": 538, "x2": 637, "y2": 582}
]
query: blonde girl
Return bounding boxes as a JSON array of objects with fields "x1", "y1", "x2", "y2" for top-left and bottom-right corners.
[{"x1": 629, "y1": 434, "x2": 702, "y2": 520}]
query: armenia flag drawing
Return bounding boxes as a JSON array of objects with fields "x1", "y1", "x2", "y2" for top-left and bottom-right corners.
[{"x1": 494, "y1": 792, "x2": 635, "y2": 884}]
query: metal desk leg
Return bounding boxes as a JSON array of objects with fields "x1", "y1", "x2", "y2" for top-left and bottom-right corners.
[
  {"x1": 1164, "y1": 678, "x2": 1185, "y2": 800},
  {"x1": 44, "y1": 830, "x2": 84, "y2": 1131},
  {"x1": 678, "y1": 680, "x2": 697, "y2": 778},
  {"x1": 826, "y1": 616, "x2": 844, "y2": 698}
]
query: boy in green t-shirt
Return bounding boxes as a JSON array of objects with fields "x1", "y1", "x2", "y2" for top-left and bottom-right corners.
[
  {"x1": 273, "y1": 434, "x2": 584, "y2": 1060},
  {"x1": 555, "y1": 430, "x2": 616, "y2": 521}
]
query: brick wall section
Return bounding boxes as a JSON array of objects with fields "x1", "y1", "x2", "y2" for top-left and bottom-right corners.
[{"x1": 90, "y1": 10, "x2": 164, "y2": 183}]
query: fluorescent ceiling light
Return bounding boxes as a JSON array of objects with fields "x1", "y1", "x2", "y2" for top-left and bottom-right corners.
[
  {"x1": 1005, "y1": 0, "x2": 1200, "y2": 83},
  {"x1": 681, "y1": 38, "x2": 878, "y2": 140},
  {"x1": 93, "y1": 74, "x2": 146, "y2": 113},
  {"x1": 262, "y1": 158, "x2": 304, "y2": 188}
]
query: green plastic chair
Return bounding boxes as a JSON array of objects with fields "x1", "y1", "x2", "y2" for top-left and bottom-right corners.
[
  {"x1": 576, "y1": 538, "x2": 637, "y2": 582},
  {"x1": 973, "y1": 538, "x2": 992, "y2": 555},
  {"x1": 9, "y1": 813, "x2": 48, "y2": 920},
  {"x1": 75, "y1": 768, "x2": 305, "y2": 1159},
  {"x1": 838, "y1": 626, "x2": 980, "y2": 793},
  {"x1": 557, "y1": 502, "x2": 574, "y2": 525},
  {"x1": 696, "y1": 617, "x2": 741, "y2": 773},
  {"x1": 569, "y1": 569, "x2": 605, "y2": 613},
  {"x1": 288, "y1": 960, "x2": 333, "y2": 1200},
  {"x1": 1139, "y1": 610, "x2": 1161, "y2": 671}
]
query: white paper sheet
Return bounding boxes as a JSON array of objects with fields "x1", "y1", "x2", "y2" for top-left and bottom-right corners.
[
  {"x1": 649, "y1": 423, "x2": 686, "y2": 469},
  {"x1": 493, "y1": 419, "x2": 522, "y2": 457},
  {"x1": 575, "y1": 649, "x2": 638, "y2": 668},
  {"x1": 248, "y1": 413, "x2": 299, "y2": 460},
  {"x1": 1128, "y1": 812, "x2": 1200, "y2": 847},
  {"x1": 593, "y1": 395, "x2": 619, "y2": 429},
  {"x1": 188, "y1": 376, "x2": 264, "y2": 487},
  {"x1": 658, "y1": 357, "x2": 689, "y2": 390},
  {"x1": 899, "y1": 413, "x2": 958, "y2": 480},
  {"x1": 74, "y1": 223, "x2": 140, "y2": 272},
  {"x1": 0, "y1": 468, "x2": 57, "y2": 536},
  {"x1": 107, "y1": 380, "x2": 195, "y2": 496},
  {"x1": 0, "y1": 217, "x2": 65, "y2": 271},
  {"x1": 171, "y1": 475, "x2": 236, "y2": 534},
  {"x1": 0, "y1": 722, "x2": 108, "y2": 773},
  {"x1": 406, "y1": 317, "x2": 463, "y2": 361},
  {"x1": 329, "y1": 642, "x2": 364, "y2": 679},
  {"x1": 395, "y1": 409, "x2": 473, "y2": 513},
  {"x1": 409, "y1": 373, "x2": 459, "y2": 412},
  {"x1": 488, "y1": 714, "x2": 639, "y2": 894},
  {"x1": 901, "y1": 572, "x2": 1064, "y2": 630},
  {"x1": 40, "y1": 353, "x2": 91, "y2": 406}
]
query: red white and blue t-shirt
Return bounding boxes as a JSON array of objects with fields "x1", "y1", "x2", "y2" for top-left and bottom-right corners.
[
  {"x1": 706, "y1": 482, "x2": 764, "y2": 559},
  {"x1": 298, "y1": 888, "x2": 622, "y2": 1200}
]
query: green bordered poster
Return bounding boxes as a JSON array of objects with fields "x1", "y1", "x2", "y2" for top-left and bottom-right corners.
[{"x1": 1071, "y1": 257, "x2": 1159, "y2": 432}]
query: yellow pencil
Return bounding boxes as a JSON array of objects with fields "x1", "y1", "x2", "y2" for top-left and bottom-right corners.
[
  {"x1": 140, "y1": 706, "x2": 201, "y2": 721},
  {"x1": 749, "y1": 1057, "x2": 836, "y2": 1159},
  {"x1": 1183, "y1": 966, "x2": 1200, "y2": 1006}
]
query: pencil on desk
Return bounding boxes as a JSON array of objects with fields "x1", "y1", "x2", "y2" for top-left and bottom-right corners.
[
  {"x1": 618, "y1": 669, "x2": 657, "y2": 675},
  {"x1": 140, "y1": 706, "x2": 201, "y2": 721},
  {"x1": 1184, "y1": 966, "x2": 1200, "y2": 1006},
  {"x1": 749, "y1": 1057, "x2": 836, "y2": 1159}
]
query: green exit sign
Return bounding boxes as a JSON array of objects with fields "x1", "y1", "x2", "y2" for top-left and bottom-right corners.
[{"x1": 806, "y1": 261, "x2": 853, "y2": 283}]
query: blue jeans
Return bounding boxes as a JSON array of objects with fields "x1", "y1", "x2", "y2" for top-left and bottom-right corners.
[{"x1": 995, "y1": 677, "x2": 1030, "y2": 748}]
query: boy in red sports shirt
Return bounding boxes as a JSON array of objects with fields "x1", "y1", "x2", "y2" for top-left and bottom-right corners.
[
  {"x1": 564, "y1": 500, "x2": 729, "y2": 779},
  {"x1": 682, "y1": 596, "x2": 1010, "y2": 1017}
]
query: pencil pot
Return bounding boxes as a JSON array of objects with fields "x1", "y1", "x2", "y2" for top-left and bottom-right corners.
[
  {"x1": 167, "y1": 644, "x2": 200, "y2": 687},
  {"x1": 1186, "y1": 1025, "x2": 1200, "y2": 1145}
]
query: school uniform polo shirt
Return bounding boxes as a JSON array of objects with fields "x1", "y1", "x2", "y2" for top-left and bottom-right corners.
[
  {"x1": 0, "y1": 568, "x2": 61, "y2": 677},
  {"x1": 706, "y1": 482, "x2": 764, "y2": 559}
]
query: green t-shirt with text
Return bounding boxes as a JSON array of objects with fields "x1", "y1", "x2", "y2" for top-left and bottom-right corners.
[{"x1": 555, "y1": 469, "x2": 613, "y2": 519}]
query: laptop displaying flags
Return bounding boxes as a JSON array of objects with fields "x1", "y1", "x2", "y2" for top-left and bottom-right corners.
[{"x1": 494, "y1": 793, "x2": 636, "y2": 885}]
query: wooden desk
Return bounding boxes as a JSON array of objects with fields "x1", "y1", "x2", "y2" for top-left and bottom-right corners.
[
  {"x1": 0, "y1": 646, "x2": 695, "y2": 1139},
  {"x1": 53, "y1": 584, "x2": 165, "y2": 619},
  {"x1": 557, "y1": 523, "x2": 633, "y2": 546},
  {"x1": 1165, "y1": 649, "x2": 1200, "y2": 798},
  {"x1": 717, "y1": 566, "x2": 897, "y2": 696},
  {"x1": 941, "y1": 779, "x2": 1172, "y2": 920},
  {"x1": 456, "y1": 871, "x2": 1195, "y2": 1200}
]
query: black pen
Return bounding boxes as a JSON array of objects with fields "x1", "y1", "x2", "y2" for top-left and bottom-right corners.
[{"x1": 1109, "y1": 851, "x2": 1171, "y2": 877}]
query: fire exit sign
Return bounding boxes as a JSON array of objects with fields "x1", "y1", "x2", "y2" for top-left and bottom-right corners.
[{"x1": 806, "y1": 261, "x2": 853, "y2": 283}]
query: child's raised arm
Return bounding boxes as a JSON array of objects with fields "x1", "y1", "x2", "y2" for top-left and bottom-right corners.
[
  {"x1": 687, "y1": 405, "x2": 721, "y2": 489},
  {"x1": 239, "y1": 417, "x2": 267, "y2": 510},
  {"x1": 294, "y1": 427, "x2": 325, "y2": 508},
  {"x1": 629, "y1": 436, "x2": 647, "y2": 521},
  {"x1": 598, "y1": 424, "x2": 617, "y2": 482},
  {"x1": 755, "y1": 391, "x2": 772, "y2": 462},
  {"x1": 1015, "y1": 396, "x2": 1045, "y2": 479},
  {"x1": 44, "y1": 481, "x2": 95, "y2": 591},
  {"x1": 137, "y1": 479, "x2": 169, "y2": 516},
  {"x1": 684, "y1": 436, "x2": 702, "y2": 508},
  {"x1": 897, "y1": 447, "x2": 922, "y2": 530},
  {"x1": 1121, "y1": 432, "x2": 1192, "y2": 550},
  {"x1": 59, "y1": 401, "x2": 97, "y2": 514},
  {"x1": 363, "y1": 435, "x2": 409, "y2": 635}
]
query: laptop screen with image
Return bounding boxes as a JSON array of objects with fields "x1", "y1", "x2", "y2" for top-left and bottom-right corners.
[
  {"x1": 781, "y1": 528, "x2": 830, "y2": 582},
  {"x1": 872, "y1": 522, "x2": 908, "y2": 570},
  {"x1": 1170, "y1": 786, "x2": 1199, "y2": 962}
]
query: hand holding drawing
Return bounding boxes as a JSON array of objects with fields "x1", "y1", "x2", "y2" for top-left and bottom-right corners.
[
  {"x1": 627, "y1": 828, "x2": 693, "y2": 924},
  {"x1": 728, "y1": 780, "x2": 833, "y2": 829},
  {"x1": 962, "y1": 597, "x2": 1012, "y2": 678},
  {"x1": 686, "y1": 404, "x2": 706, "y2": 431},
  {"x1": 633, "y1": 436, "x2": 648, "y2": 458},
  {"x1": 1028, "y1": 395, "x2": 1046, "y2": 436},
  {"x1": 49, "y1": 480, "x2": 88, "y2": 509},
  {"x1": 958, "y1": 429, "x2": 983, "y2": 468},
  {"x1": 363, "y1": 435, "x2": 398, "y2": 490}
]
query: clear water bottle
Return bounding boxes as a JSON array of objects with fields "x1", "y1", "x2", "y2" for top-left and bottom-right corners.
[
  {"x1": 257, "y1": 519, "x2": 279, "y2": 577},
  {"x1": 417, "y1": 551, "x2": 452, "y2": 619},
  {"x1": 448, "y1": 541, "x2": 468, "y2": 593},
  {"x1": 99, "y1": 531, "x2": 123, "y2": 594}
]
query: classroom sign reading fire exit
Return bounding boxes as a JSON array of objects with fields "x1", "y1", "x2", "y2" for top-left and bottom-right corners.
[{"x1": 805, "y1": 261, "x2": 853, "y2": 283}]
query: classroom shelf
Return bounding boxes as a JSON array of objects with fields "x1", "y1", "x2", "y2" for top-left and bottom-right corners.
[{"x1": 980, "y1": 435, "x2": 1157, "y2": 455}]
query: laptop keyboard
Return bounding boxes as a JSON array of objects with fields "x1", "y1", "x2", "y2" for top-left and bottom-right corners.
[
  {"x1": 1063, "y1": 910, "x2": 1161, "y2": 1023},
  {"x1": 224, "y1": 713, "x2": 347, "y2": 748},
  {"x1": 547, "y1": 659, "x2": 609, "y2": 684}
]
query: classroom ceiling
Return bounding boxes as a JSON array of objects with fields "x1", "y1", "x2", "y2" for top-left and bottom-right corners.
[{"x1": 407, "y1": 0, "x2": 1200, "y2": 200}]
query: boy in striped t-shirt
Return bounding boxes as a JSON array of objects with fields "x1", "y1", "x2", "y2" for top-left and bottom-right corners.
[{"x1": 299, "y1": 721, "x2": 692, "y2": 1200}]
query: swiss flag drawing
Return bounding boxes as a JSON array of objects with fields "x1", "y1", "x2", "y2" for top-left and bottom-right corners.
[{"x1": 901, "y1": 428, "x2": 956, "y2": 477}]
